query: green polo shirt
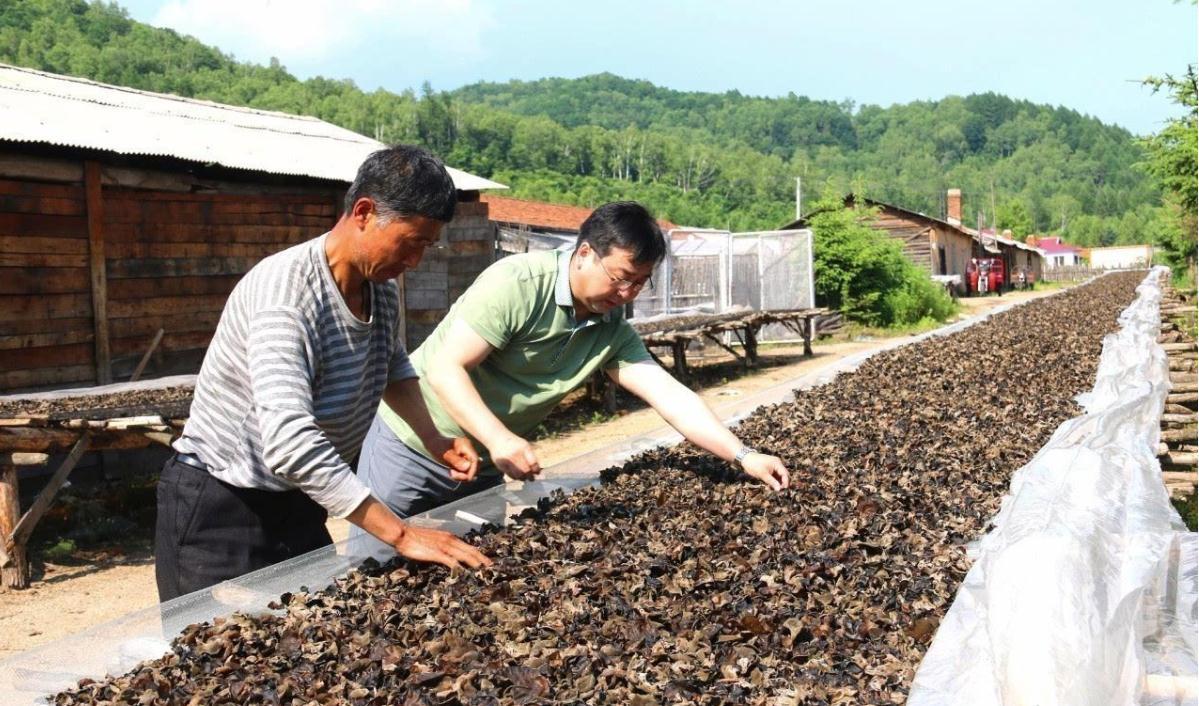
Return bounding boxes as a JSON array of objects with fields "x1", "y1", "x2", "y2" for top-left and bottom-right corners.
[{"x1": 379, "y1": 249, "x2": 652, "y2": 461}]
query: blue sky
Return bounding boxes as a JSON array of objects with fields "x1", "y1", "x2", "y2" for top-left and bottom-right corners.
[{"x1": 117, "y1": 0, "x2": 1197, "y2": 136}]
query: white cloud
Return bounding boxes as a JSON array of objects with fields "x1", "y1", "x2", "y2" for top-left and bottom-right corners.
[{"x1": 151, "y1": 0, "x2": 492, "y2": 70}]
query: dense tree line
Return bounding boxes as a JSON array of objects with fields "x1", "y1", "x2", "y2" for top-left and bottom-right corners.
[
  {"x1": 1138, "y1": 65, "x2": 1197, "y2": 278},
  {"x1": 0, "y1": 0, "x2": 1175, "y2": 245}
]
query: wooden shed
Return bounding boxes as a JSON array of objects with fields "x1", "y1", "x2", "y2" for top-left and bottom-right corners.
[
  {"x1": 981, "y1": 228, "x2": 1045, "y2": 283},
  {"x1": 786, "y1": 189, "x2": 1045, "y2": 293},
  {"x1": 0, "y1": 64, "x2": 504, "y2": 393},
  {"x1": 785, "y1": 193, "x2": 976, "y2": 293}
]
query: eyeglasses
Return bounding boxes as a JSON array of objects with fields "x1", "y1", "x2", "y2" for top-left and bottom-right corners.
[{"x1": 594, "y1": 253, "x2": 654, "y2": 292}]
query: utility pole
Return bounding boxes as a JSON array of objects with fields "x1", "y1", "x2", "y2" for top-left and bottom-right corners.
[{"x1": 975, "y1": 212, "x2": 985, "y2": 259}]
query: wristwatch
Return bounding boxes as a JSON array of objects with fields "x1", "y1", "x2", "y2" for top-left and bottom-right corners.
[{"x1": 734, "y1": 445, "x2": 757, "y2": 465}]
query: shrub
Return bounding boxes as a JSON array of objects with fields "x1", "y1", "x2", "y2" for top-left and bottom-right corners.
[{"x1": 808, "y1": 198, "x2": 958, "y2": 327}]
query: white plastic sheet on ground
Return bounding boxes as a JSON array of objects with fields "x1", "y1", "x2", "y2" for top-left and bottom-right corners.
[{"x1": 909, "y1": 267, "x2": 1198, "y2": 706}]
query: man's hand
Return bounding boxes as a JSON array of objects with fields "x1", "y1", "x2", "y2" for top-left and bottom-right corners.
[
  {"x1": 395, "y1": 524, "x2": 492, "y2": 570},
  {"x1": 427, "y1": 435, "x2": 479, "y2": 482},
  {"x1": 740, "y1": 453, "x2": 790, "y2": 492},
  {"x1": 347, "y1": 495, "x2": 491, "y2": 570},
  {"x1": 488, "y1": 433, "x2": 541, "y2": 480}
]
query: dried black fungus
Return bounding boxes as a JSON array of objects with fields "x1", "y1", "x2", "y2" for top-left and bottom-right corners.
[{"x1": 53, "y1": 273, "x2": 1143, "y2": 705}]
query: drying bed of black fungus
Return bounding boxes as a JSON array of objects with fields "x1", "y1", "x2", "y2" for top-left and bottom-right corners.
[
  {"x1": 53, "y1": 272, "x2": 1144, "y2": 706},
  {"x1": 0, "y1": 386, "x2": 192, "y2": 419}
]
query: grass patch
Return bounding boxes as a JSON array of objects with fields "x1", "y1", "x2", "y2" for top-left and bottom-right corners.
[
  {"x1": 1172, "y1": 489, "x2": 1197, "y2": 532},
  {"x1": 1032, "y1": 280, "x2": 1074, "y2": 291},
  {"x1": 842, "y1": 315, "x2": 954, "y2": 341},
  {"x1": 1169, "y1": 266, "x2": 1196, "y2": 292}
]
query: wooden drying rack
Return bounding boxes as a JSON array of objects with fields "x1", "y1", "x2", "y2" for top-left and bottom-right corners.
[
  {"x1": 0, "y1": 398, "x2": 188, "y2": 588},
  {"x1": 636, "y1": 308, "x2": 830, "y2": 380}
]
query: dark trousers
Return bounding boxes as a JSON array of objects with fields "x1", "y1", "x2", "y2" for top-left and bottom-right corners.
[{"x1": 154, "y1": 455, "x2": 332, "y2": 602}]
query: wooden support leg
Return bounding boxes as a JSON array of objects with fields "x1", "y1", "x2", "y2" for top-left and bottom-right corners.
[
  {"x1": 671, "y1": 339, "x2": 689, "y2": 382},
  {"x1": 803, "y1": 316, "x2": 814, "y2": 357},
  {"x1": 603, "y1": 378, "x2": 617, "y2": 415},
  {"x1": 730, "y1": 329, "x2": 751, "y2": 370},
  {"x1": 745, "y1": 326, "x2": 759, "y2": 367},
  {"x1": 0, "y1": 465, "x2": 27, "y2": 589},
  {"x1": 2, "y1": 434, "x2": 90, "y2": 589},
  {"x1": 586, "y1": 371, "x2": 602, "y2": 403},
  {"x1": 129, "y1": 327, "x2": 165, "y2": 383},
  {"x1": 702, "y1": 332, "x2": 744, "y2": 366}
]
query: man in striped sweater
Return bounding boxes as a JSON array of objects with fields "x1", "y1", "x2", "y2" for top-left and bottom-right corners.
[{"x1": 155, "y1": 146, "x2": 489, "y2": 602}]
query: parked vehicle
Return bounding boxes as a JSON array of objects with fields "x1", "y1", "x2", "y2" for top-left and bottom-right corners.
[{"x1": 967, "y1": 258, "x2": 1006, "y2": 295}]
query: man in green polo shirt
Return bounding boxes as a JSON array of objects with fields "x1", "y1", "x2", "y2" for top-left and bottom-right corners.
[{"x1": 355, "y1": 201, "x2": 790, "y2": 521}]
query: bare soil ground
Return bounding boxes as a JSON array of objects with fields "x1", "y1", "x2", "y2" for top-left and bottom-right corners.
[{"x1": 0, "y1": 288, "x2": 1057, "y2": 661}]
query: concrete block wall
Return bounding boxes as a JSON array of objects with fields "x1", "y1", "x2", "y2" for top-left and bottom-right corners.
[{"x1": 402, "y1": 199, "x2": 496, "y2": 349}]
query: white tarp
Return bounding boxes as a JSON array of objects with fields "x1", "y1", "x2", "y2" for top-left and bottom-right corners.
[{"x1": 909, "y1": 267, "x2": 1197, "y2": 706}]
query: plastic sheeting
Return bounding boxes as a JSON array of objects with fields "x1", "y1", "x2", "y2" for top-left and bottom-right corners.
[
  {"x1": 2, "y1": 277, "x2": 1182, "y2": 705},
  {"x1": 909, "y1": 267, "x2": 1197, "y2": 706}
]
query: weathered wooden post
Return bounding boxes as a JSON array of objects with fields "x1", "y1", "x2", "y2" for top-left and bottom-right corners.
[{"x1": 0, "y1": 461, "x2": 28, "y2": 588}]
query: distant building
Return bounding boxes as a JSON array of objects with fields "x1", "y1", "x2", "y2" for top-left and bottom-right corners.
[
  {"x1": 482, "y1": 194, "x2": 680, "y2": 255},
  {"x1": 1034, "y1": 237, "x2": 1084, "y2": 268},
  {"x1": 1088, "y1": 244, "x2": 1154, "y2": 269},
  {"x1": 785, "y1": 189, "x2": 1044, "y2": 294}
]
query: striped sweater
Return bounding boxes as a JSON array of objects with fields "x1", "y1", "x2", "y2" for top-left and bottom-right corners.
[{"x1": 174, "y1": 233, "x2": 415, "y2": 518}]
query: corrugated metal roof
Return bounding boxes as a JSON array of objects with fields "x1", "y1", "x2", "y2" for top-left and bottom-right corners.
[{"x1": 0, "y1": 63, "x2": 506, "y2": 191}]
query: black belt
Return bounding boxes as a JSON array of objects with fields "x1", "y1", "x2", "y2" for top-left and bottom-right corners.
[{"x1": 173, "y1": 451, "x2": 209, "y2": 473}]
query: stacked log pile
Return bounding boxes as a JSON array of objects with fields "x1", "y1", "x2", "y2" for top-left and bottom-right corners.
[
  {"x1": 52, "y1": 273, "x2": 1144, "y2": 705},
  {"x1": 1157, "y1": 278, "x2": 1197, "y2": 498}
]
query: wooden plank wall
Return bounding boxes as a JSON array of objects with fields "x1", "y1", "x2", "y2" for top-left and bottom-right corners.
[
  {"x1": 0, "y1": 172, "x2": 338, "y2": 392},
  {"x1": 102, "y1": 187, "x2": 337, "y2": 380},
  {"x1": 871, "y1": 213, "x2": 934, "y2": 272},
  {"x1": 932, "y1": 227, "x2": 974, "y2": 289},
  {"x1": 0, "y1": 177, "x2": 93, "y2": 390}
]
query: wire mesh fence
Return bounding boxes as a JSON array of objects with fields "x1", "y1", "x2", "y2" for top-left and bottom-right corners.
[{"x1": 633, "y1": 229, "x2": 815, "y2": 342}]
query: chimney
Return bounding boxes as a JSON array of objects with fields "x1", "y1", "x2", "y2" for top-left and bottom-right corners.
[{"x1": 946, "y1": 188, "x2": 962, "y2": 225}]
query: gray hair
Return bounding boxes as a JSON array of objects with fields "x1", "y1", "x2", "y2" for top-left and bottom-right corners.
[{"x1": 344, "y1": 145, "x2": 457, "y2": 223}]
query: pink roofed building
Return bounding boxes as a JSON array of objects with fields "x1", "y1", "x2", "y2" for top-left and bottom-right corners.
[{"x1": 1034, "y1": 236, "x2": 1084, "y2": 268}]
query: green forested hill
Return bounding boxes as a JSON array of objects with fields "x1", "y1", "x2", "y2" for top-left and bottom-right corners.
[
  {"x1": 0, "y1": 0, "x2": 1169, "y2": 243},
  {"x1": 452, "y1": 73, "x2": 859, "y2": 152},
  {"x1": 450, "y1": 75, "x2": 1159, "y2": 237}
]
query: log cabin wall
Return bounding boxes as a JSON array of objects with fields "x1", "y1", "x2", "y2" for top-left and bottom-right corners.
[
  {"x1": 0, "y1": 175, "x2": 92, "y2": 391},
  {"x1": 868, "y1": 206, "x2": 974, "y2": 294},
  {"x1": 869, "y1": 211, "x2": 935, "y2": 272},
  {"x1": 0, "y1": 151, "x2": 343, "y2": 392},
  {"x1": 101, "y1": 186, "x2": 339, "y2": 381},
  {"x1": 0, "y1": 150, "x2": 498, "y2": 392}
]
